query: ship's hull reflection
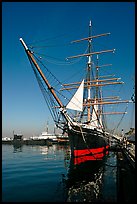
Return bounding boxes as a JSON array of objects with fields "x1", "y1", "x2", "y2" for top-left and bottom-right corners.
[
  {"x1": 13, "y1": 143, "x2": 23, "y2": 153},
  {"x1": 65, "y1": 154, "x2": 107, "y2": 202}
]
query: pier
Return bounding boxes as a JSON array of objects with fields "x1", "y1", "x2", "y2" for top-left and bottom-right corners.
[
  {"x1": 107, "y1": 134, "x2": 135, "y2": 202},
  {"x1": 2, "y1": 134, "x2": 69, "y2": 146},
  {"x1": 117, "y1": 147, "x2": 135, "y2": 202}
]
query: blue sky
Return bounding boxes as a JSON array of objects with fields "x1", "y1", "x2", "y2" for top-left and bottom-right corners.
[{"x1": 2, "y1": 2, "x2": 135, "y2": 137}]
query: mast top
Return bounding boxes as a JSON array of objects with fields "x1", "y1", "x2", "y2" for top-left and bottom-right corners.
[
  {"x1": 20, "y1": 38, "x2": 29, "y2": 51},
  {"x1": 89, "y1": 20, "x2": 92, "y2": 27}
]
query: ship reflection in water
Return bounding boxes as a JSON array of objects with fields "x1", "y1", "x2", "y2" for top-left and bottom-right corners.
[
  {"x1": 66, "y1": 158, "x2": 104, "y2": 202},
  {"x1": 11, "y1": 144, "x2": 116, "y2": 202},
  {"x1": 13, "y1": 144, "x2": 23, "y2": 153},
  {"x1": 63, "y1": 147, "x2": 114, "y2": 202}
]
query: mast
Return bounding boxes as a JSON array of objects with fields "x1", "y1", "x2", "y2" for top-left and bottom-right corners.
[
  {"x1": 20, "y1": 38, "x2": 75, "y2": 126},
  {"x1": 87, "y1": 20, "x2": 92, "y2": 122},
  {"x1": 66, "y1": 21, "x2": 116, "y2": 127},
  {"x1": 96, "y1": 54, "x2": 100, "y2": 126},
  {"x1": 20, "y1": 38, "x2": 64, "y2": 109},
  {"x1": 96, "y1": 55, "x2": 99, "y2": 99},
  {"x1": 46, "y1": 121, "x2": 48, "y2": 133},
  {"x1": 54, "y1": 124, "x2": 56, "y2": 135},
  {"x1": 20, "y1": 22, "x2": 131, "y2": 132}
]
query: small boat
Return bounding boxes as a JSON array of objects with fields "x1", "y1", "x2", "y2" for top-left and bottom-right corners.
[
  {"x1": 38, "y1": 121, "x2": 58, "y2": 143},
  {"x1": 13, "y1": 133, "x2": 23, "y2": 140},
  {"x1": 27, "y1": 135, "x2": 52, "y2": 146},
  {"x1": 2, "y1": 137, "x2": 13, "y2": 144},
  {"x1": 38, "y1": 132, "x2": 57, "y2": 144},
  {"x1": 27, "y1": 122, "x2": 57, "y2": 145},
  {"x1": 12, "y1": 131, "x2": 24, "y2": 145},
  {"x1": 2, "y1": 137, "x2": 13, "y2": 141},
  {"x1": 20, "y1": 20, "x2": 132, "y2": 165},
  {"x1": 56, "y1": 133, "x2": 69, "y2": 144}
]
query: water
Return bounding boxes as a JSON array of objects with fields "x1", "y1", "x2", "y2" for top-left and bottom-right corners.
[{"x1": 2, "y1": 144, "x2": 117, "y2": 202}]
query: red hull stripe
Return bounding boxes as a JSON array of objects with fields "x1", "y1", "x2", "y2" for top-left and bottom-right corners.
[
  {"x1": 74, "y1": 145, "x2": 109, "y2": 157},
  {"x1": 74, "y1": 154, "x2": 103, "y2": 165},
  {"x1": 73, "y1": 145, "x2": 109, "y2": 165}
]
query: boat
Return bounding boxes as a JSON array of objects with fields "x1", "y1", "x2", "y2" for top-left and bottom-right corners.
[
  {"x1": 20, "y1": 20, "x2": 131, "y2": 165},
  {"x1": 38, "y1": 122, "x2": 58, "y2": 143},
  {"x1": 38, "y1": 132, "x2": 57, "y2": 143},
  {"x1": 27, "y1": 122, "x2": 57, "y2": 145},
  {"x1": 56, "y1": 133, "x2": 69, "y2": 145},
  {"x1": 26, "y1": 135, "x2": 52, "y2": 146},
  {"x1": 2, "y1": 137, "x2": 13, "y2": 144},
  {"x1": 12, "y1": 131, "x2": 24, "y2": 146}
]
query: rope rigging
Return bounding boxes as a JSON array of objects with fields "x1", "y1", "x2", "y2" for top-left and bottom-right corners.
[
  {"x1": 29, "y1": 45, "x2": 88, "y2": 66},
  {"x1": 27, "y1": 32, "x2": 72, "y2": 46},
  {"x1": 33, "y1": 53, "x2": 84, "y2": 104},
  {"x1": 25, "y1": 31, "x2": 131, "y2": 133},
  {"x1": 111, "y1": 102, "x2": 129, "y2": 134},
  {"x1": 28, "y1": 52, "x2": 87, "y2": 126}
]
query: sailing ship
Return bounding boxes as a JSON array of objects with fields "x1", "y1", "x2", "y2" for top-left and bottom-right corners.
[{"x1": 20, "y1": 21, "x2": 130, "y2": 165}]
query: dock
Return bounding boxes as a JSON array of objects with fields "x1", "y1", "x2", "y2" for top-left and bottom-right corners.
[
  {"x1": 117, "y1": 147, "x2": 135, "y2": 202},
  {"x1": 2, "y1": 134, "x2": 69, "y2": 146},
  {"x1": 108, "y1": 133, "x2": 135, "y2": 202}
]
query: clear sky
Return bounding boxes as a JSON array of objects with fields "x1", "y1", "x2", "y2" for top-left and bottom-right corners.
[{"x1": 2, "y1": 2, "x2": 135, "y2": 138}]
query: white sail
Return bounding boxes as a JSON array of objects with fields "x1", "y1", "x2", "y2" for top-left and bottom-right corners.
[
  {"x1": 90, "y1": 100, "x2": 98, "y2": 127},
  {"x1": 90, "y1": 99, "x2": 103, "y2": 128},
  {"x1": 66, "y1": 79, "x2": 84, "y2": 111}
]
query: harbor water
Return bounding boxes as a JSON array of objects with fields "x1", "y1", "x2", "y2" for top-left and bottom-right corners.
[{"x1": 2, "y1": 143, "x2": 130, "y2": 202}]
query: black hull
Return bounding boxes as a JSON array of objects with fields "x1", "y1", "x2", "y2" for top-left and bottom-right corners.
[{"x1": 67, "y1": 125, "x2": 109, "y2": 165}]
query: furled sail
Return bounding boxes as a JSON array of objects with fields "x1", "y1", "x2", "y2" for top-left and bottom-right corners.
[{"x1": 66, "y1": 79, "x2": 84, "y2": 111}]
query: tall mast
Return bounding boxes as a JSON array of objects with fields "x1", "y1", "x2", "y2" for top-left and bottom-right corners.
[
  {"x1": 20, "y1": 38, "x2": 74, "y2": 126},
  {"x1": 96, "y1": 54, "x2": 104, "y2": 128},
  {"x1": 46, "y1": 121, "x2": 48, "y2": 133},
  {"x1": 66, "y1": 24, "x2": 115, "y2": 124},
  {"x1": 96, "y1": 55, "x2": 99, "y2": 99},
  {"x1": 96, "y1": 54, "x2": 99, "y2": 126},
  {"x1": 87, "y1": 20, "x2": 92, "y2": 122},
  {"x1": 19, "y1": 38, "x2": 64, "y2": 108}
]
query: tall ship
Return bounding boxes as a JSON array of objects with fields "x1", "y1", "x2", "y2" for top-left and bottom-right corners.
[{"x1": 20, "y1": 21, "x2": 131, "y2": 165}]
